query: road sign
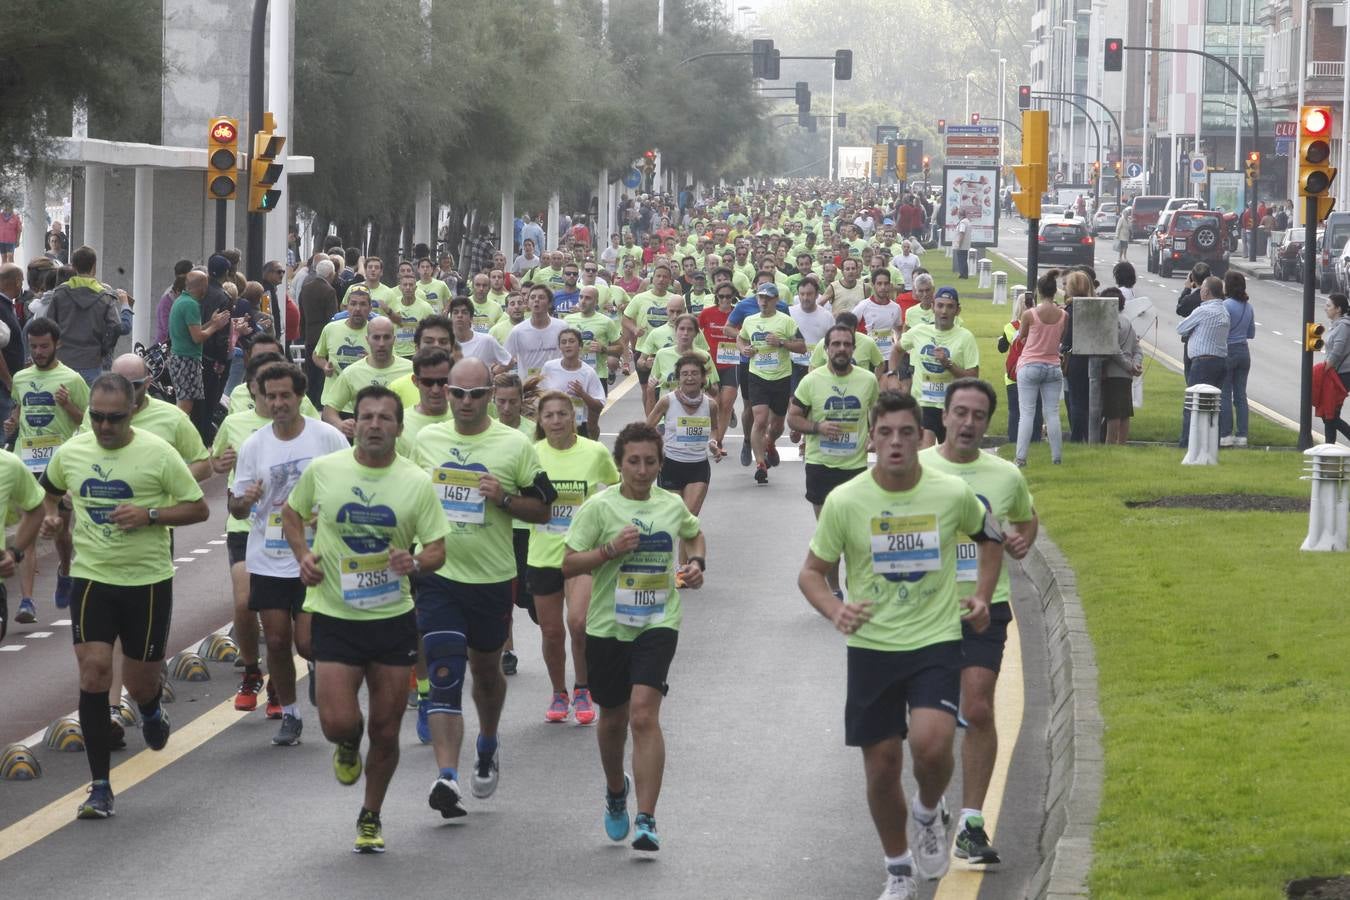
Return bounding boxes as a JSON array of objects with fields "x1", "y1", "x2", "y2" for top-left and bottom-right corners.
[
  {"x1": 1189, "y1": 155, "x2": 1208, "y2": 183},
  {"x1": 623, "y1": 168, "x2": 642, "y2": 189},
  {"x1": 943, "y1": 125, "x2": 1000, "y2": 165},
  {"x1": 1126, "y1": 162, "x2": 1142, "y2": 178}
]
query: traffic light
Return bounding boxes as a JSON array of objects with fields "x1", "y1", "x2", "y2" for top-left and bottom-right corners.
[
  {"x1": 247, "y1": 115, "x2": 285, "y2": 214},
  {"x1": 1113, "y1": 160, "x2": 1122, "y2": 175},
  {"x1": 1244, "y1": 150, "x2": 1260, "y2": 186},
  {"x1": 834, "y1": 49, "x2": 852, "y2": 81},
  {"x1": 1104, "y1": 38, "x2": 1123, "y2": 72},
  {"x1": 970, "y1": 113, "x2": 980, "y2": 125},
  {"x1": 640, "y1": 150, "x2": 656, "y2": 174},
  {"x1": 1018, "y1": 84, "x2": 1031, "y2": 110},
  {"x1": 751, "y1": 39, "x2": 774, "y2": 78},
  {"x1": 1011, "y1": 109, "x2": 1049, "y2": 219},
  {"x1": 937, "y1": 118, "x2": 946, "y2": 134},
  {"x1": 1298, "y1": 106, "x2": 1337, "y2": 197},
  {"x1": 795, "y1": 81, "x2": 811, "y2": 111},
  {"x1": 764, "y1": 48, "x2": 781, "y2": 80},
  {"x1": 1091, "y1": 160, "x2": 1101, "y2": 185},
  {"x1": 206, "y1": 116, "x2": 239, "y2": 201},
  {"x1": 1317, "y1": 197, "x2": 1337, "y2": 223},
  {"x1": 893, "y1": 145, "x2": 908, "y2": 181},
  {"x1": 1305, "y1": 322, "x2": 1326, "y2": 352}
]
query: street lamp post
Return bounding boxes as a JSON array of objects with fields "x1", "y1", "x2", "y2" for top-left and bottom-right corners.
[
  {"x1": 965, "y1": 72, "x2": 975, "y2": 123},
  {"x1": 998, "y1": 57, "x2": 1007, "y2": 168}
]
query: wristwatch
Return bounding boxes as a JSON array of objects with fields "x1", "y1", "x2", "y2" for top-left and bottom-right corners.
[
  {"x1": 499, "y1": 494, "x2": 514, "y2": 512},
  {"x1": 687, "y1": 555, "x2": 706, "y2": 572},
  {"x1": 148, "y1": 508, "x2": 160, "y2": 524},
  {"x1": 411, "y1": 558, "x2": 422, "y2": 575}
]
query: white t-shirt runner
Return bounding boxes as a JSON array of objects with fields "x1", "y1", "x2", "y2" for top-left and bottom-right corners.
[
  {"x1": 789, "y1": 304, "x2": 835, "y2": 368},
  {"x1": 457, "y1": 331, "x2": 512, "y2": 368},
  {"x1": 504, "y1": 317, "x2": 570, "y2": 381},
  {"x1": 233, "y1": 419, "x2": 351, "y2": 577},
  {"x1": 852, "y1": 298, "x2": 904, "y2": 359},
  {"x1": 539, "y1": 358, "x2": 606, "y2": 427}
]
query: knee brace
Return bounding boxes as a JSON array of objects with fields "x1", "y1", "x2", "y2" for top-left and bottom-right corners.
[{"x1": 422, "y1": 630, "x2": 466, "y2": 716}]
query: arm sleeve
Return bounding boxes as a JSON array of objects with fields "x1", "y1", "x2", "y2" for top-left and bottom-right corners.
[
  {"x1": 11, "y1": 455, "x2": 46, "y2": 510},
  {"x1": 413, "y1": 476, "x2": 451, "y2": 545},
  {"x1": 564, "y1": 496, "x2": 600, "y2": 552},
  {"x1": 807, "y1": 494, "x2": 844, "y2": 563},
  {"x1": 177, "y1": 414, "x2": 210, "y2": 462},
  {"x1": 230, "y1": 438, "x2": 256, "y2": 494},
  {"x1": 490, "y1": 337, "x2": 512, "y2": 366},
  {"x1": 163, "y1": 451, "x2": 205, "y2": 503},
  {"x1": 677, "y1": 506, "x2": 701, "y2": 540}
]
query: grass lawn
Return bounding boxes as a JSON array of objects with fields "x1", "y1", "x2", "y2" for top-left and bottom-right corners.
[{"x1": 911, "y1": 250, "x2": 1343, "y2": 894}]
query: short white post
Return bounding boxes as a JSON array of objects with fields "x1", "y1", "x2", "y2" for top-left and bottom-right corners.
[
  {"x1": 1301, "y1": 444, "x2": 1350, "y2": 551},
  {"x1": 1182, "y1": 384, "x2": 1222, "y2": 465},
  {"x1": 992, "y1": 271, "x2": 1008, "y2": 304},
  {"x1": 966, "y1": 248, "x2": 978, "y2": 277},
  {"x1": 978, "y1": 258, "x2": 993, "y2": 288}
]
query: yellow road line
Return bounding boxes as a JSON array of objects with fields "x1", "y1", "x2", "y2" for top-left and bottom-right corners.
[{"x1": 933, "y1": 607, "x2": 1025, "y2": 899}]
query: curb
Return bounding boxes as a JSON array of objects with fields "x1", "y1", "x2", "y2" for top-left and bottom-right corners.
[
  {"x1": 1018, "y1": 535, "x2": 1103, "y2": 899},
  {"x1": 1228, "y1": 257, "x2": 1276, "y2": 281}
]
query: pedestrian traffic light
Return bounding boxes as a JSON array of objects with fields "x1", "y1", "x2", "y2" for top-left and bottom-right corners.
[
  {"x1": 937, "y1": 118, "x2": 946, "y2": 134},
  {"x1": 1018, "y1": 84, "x2": 1031, "y2": 110},
  {"x1": 247, "y1": 115, "x2": 285, "y2": 214},
  {"x1": 1244, "y1": 150, "x2": 1260, "y2": 186},
  {"x1": 1298, "y1": 106, "x2": 1337, "y2": 197},
  {"x1": 206, "y1": 116, "x2": 239, "y2": 201},
  {"x1": 1104, "y1": 38, "x2": 1123, "y2": 72},
  {"x1": 795, "y1": 81, "x2": 810, "y2": 111},
  {"x1": 834, "y1": 49, "x2": 853, "y2": 81},
  {"x1": 1305, "y1": 322, "x2": 1326, "y2": 352},
  {"x1": 970, "y1": 113, "x2": 980, "y2": 125}
]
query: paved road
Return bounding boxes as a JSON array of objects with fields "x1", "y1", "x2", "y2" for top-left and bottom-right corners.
[
  {"x1": 0, "y1": 380, "x2": 1051, "y2": 899},
  {"x1": 992, "y1": 221, "x2": 1323, "y2": 437}
]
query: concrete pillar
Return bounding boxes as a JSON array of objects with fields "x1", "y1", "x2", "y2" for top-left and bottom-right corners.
[
  {"x1": 414, "y1": 180, "x2": 433, "y2": 248},
  {"x1": 265, "y1": 0, "x2": 294, "y2": 299},
  {"x1": 499, "y1": 190, "x2": 514, "y2": 259},
  {"x1": 547, "y1": 192, "x2": 560, "y2": 252},
  {"x1": 132, "y1": 169, "x2": 155, "y2": 349},
  {"x1": 20, "y1": 167, "x2": 47, "y2": 269},
  {"x1": 82, "y1": 165, "x2": 107, "y2": 266}
]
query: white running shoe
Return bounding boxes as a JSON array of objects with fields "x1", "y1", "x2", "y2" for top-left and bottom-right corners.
[
  {"x1": 908, "y1": 809, "x2": 951, "y2": 879},
  {"x1": 877, "y1": 864, "x2": 918, "y2": 899}
]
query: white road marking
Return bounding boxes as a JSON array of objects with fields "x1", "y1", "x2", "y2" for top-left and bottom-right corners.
[
  {"x1": 1272, "y1": 330, "x2": 1283, "y2": 336},
  {"x1": 50, "y1": 619, "x2": 70, "y2": 627},
  {"x1": 173, "y1": 557, "x2": 196, "y2": 563},
  {"x1": 27, "y1": 632, "x2": 52, "y2": 639},
  {"x1": 207, "y1": 540, "x2": 226, "y2": 546},
  {"x1": 0, "y1": 645, "x2": 24, "y2": 652},
  {"x1": 191, "y1": 549, "x2": 210, "y2": 554}
]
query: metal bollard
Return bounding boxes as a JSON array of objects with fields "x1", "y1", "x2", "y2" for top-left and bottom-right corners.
[
  {"x1": 967, "y1": 249, "x2": 978, "y2": 277},
  {"x1": 944, "y1": 244, "x2": 953, "y2": 259},
  {"x1": 978, "y1": 259, "x2": 992, "y2": 288},
  {"x1": 1300, "y1": 443, "x2": 1350, "y2": 551},
  {"x1": 992, "y1": 271, "x2": 1008, "y2": 304},
  {"x1": 1182, "y1": 384, "x2": 1221, "y2": 465}
]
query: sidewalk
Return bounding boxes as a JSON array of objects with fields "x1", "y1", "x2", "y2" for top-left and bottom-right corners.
[{"x1": 1228, "y1": 254, "x2": 1275, "y2": 280}]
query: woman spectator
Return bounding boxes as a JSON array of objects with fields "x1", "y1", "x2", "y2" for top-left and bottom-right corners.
[
  {"x1": 998, "y1": 291, "x2": 1042, "y2": 447},
  {"x1": 1114, "y1": 207, "x2": 1133, "y2": 262},
  {"x1": 1099, "y1": 287, "x2": 1143, "y2": 444},
  {"x1": 1220, "y1": 271, "x2": 1255, "y2": 447},
  {"x1": 1112, "y1": 260, "x2": 1137, "y2": 304},
  {"x1": 1014, "y1": 270, "x2": 1070, "y2": 466},
  {"x1": 1320, "y1": 293, "x2": 1350, "y2": 444}
]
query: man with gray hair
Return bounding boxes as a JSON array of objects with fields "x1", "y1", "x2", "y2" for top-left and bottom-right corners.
[{"x1": 1176, "y1": 275, "x2": 1229, "y2": 447}]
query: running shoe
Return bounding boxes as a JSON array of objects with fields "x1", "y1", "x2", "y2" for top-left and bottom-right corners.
[
  {"x1": 234, "y1": 671, "x2": 263, "y2": 711},
  {"x1": 333, "y1": 740, "x2": 362, "y2": 785},
  {"x1": 264, "y1": 678, "x2": 282, "y2": 719},
  {"x1": 14, "y1": 597, "x2": 36, "y2": 624},
  {"x1": 271, "y1": 713, "x2": 303, "y2": 746},
  {"x1": 54, "y1": 574, "x2": 72, "y2": 610},
  {"x1": 572, "y1": 687, "x2": 596, "y2": 725},
  {"x1": 754, "y1": 463, "x2": 768, "y2": 485},
  {"x1": 632, "y1": 812, "x2": 660, "y2": 852},
  {"x1": 877, "y1": 864, "x2": 918, "y2": 899},
  {"x1": 953, "y1": 815, "x2": 1000, "y2": 864},
  {"x1": 353, "y1": 808, "x2": 385, "y2": 853},
  {"x1": 501, "y1": 649, "x2": 518, "y2": 676},
  {"x1": 907, "y1": 806, "x2": 950, "y2": 879},
  {"x1": 416, "y1": 698, "x2": 431, "y2": 744},
  {"x1": 766, "y1": 444, "x2": 780, "y2": 467},
  {"x1": 76, "y1": 781, "x2": 114, "y2": 820},
  {"x1": 604, "y1": 773, "x2": 631, "y2": 841},
  {"x1": 545, "y1": 691, "x2": 570, "y2": 723},
  {"x1": 428, "y1": 776, "x2": 467, "y2": 818},
  {"x1": 471, "y1": 744, "x2": 500, "y2": 799},
  {"x1": 141, "y1": 708, "x2": 170, "y2": 751},
  {"x1": 740, "y1": 442, "x2": 752, "y2": 466},
  {"x1": 108, "y1": 716, "x2": 126, "y2": 751}
]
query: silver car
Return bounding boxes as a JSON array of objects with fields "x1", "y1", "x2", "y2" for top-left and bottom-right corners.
[{"x1": 1091, "y1": 202, "x2": 1120, "y2": 236}]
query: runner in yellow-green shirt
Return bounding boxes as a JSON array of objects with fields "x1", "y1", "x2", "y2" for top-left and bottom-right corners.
[
  {"x1": 919, "y1": 378, "x2": 1037, "y2": 867},
  {"x1": 282, "y1": 384, "x2": 448, "y2": 853},
  {"x1": 0, "y1": 445, "x2": 48, "y2": 641},
  {"x1": 526, "y1": 391, "x2": 619, "y2": 725},
  {"x1": 733, "y1": 284, "x2": 805, "y2": 485},
  {"x1": 312, "y1": 288, "x2": 373, "y2": 407},
  {"x1": 388, "y1": 272, "x2": 436, "y2": 359},
  {"x1": 42, "y1": 373, "x2": 210, "y2": 821},
  {"x1": 8, "y1": 317, "x2": 89, "y2": 622},
  {"x1": 563, "y1": 421, "x2": 705, "y2": 853},
  {"x1": 322, "y1": 317, "x2": 413, "y2": 436},
  {"x1": 798, "y1": 390, "x2": 1003, "y2": 892}
]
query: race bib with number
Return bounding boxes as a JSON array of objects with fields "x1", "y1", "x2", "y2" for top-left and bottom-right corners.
[
  {"x1": 955, "y1": 540, "x2": 978, "y2": 582},
  {"x1": 539, "y1": 481, "x2": 586, "y2": 535},
  {"x1": 818, "y1": 419, "x2": 861, "y2": 456},
  {"x1": 19, "y1": 434, "x2": 61, "y2": 474},
  {"x1": 715, "y1": 342, "x2": 740, "y2": 366},
  {"x1": 340, "y1": 551, "x2": 400, "y2": 610},
  {"x1": 870, "y1": 514, "x2": 941, "y2": 575},
  {"x1": 572, "y1": 396, "x2": 587, "y2": 426},
  {"x1": 920, "y1": 377, "x2": 948, "y2": 405},
  {"x1": 435, "y1": 467, "x2": 485, "y2": 524},
  {"x1": 675, "y1": 415, "x2": 711, "y2": 445},
  {"x1": 790, "y1": 350, "x2": 812, "y2": 367},
  {"x1": 873, "y1": 329, "x2": 894, "y2": 355},
  {"x1": 614, "y1": 569, "x2": 671, "y2": 628},
  {"x1": 264, "y1": 511, "x2": 313, "y2": 557},
  {"x1": 752, "y1": 349, "x2": 779, "y2": 371}
]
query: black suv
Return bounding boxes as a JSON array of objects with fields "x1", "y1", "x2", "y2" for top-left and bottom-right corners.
[{"x1": 1153, "y1": 209, "x2": 1230, "y2": 278}]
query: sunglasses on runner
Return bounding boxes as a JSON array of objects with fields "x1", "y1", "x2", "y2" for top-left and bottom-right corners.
[
  {"x1": 89, "y1": 411, "x2": 130, "y2": 424},
  {"x1": 418, "y1": 377, "x2": 450, "y2": 387},
  {"x1": 447, "y1": 386, "x2": 492, "y2": 400}
]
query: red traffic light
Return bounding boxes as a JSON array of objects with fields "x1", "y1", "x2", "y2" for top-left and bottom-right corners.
[
  {"x1": 937, "y1": 118, "x2": 946, "y2": 134},
  {"x1": 970, "y1": 113, "x2": 980, "y2": 125},
  {"x1": 643, "y1": 150, "x2": 655, "y2": 160},
  {"x1": 211, "y1": 119, "x2": 237, "y2": 143},
  {"x1": 1018, "y1": 84, "x2": 1031, "y2": 110},
  {"x1": 1303, "y1": 107, "x2": 1331, "y2": 135},
  {"x1": 1104, "y1": 37, "x2": 1123, "y2": 72}
]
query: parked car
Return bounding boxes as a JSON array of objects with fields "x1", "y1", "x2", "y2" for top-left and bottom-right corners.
[
  {"x1": 1091, "y1": 202, "x2": 1121, "y2": 235},
  {"x1": 1163, "y1": 197, "x2": 1202, "y2": 215},
  {"x1": 1038, "y1": 217, "x2": 1096, "y2": 269},
  {"x1": 1318, "y1": 211, "x2": 1350, "y2": 293},
  {"x1": 1128, "y1": 194, "x2": 1170, "y2": 238},
  {"x1": 1153, "y1": 209, "x2": 1231, "y2": 278},
  {"x1": 1271, "y1": 230, "x2": 1306, "y2": 282},
  {"x1": 1146, "y1": 211, "x2": 1176, "y2": 273}
]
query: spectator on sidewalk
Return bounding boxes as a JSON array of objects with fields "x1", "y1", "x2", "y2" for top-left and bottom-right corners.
[{"x1": 1176, "y1": 275, "x2": 1230, "y2": 448}]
